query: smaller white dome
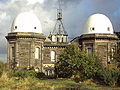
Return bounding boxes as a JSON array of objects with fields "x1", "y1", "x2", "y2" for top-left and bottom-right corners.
[
  {"x1": 83, "y1": 14, "x2": 113, "y2": 34},
  {"x1": 11, "y1": 12, "x2": 42, "y2": 33}
]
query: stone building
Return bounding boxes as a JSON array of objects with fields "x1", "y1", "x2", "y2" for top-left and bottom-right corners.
[
  {"x1": 6, "y1": 6, "x2": 68, "y2": 75},
  {"x1": 6, "y1": 11, "x2": 118, "y2": 74},
  {"x1": 72, "y1": 14, "x2": 118, "y2": 67}
]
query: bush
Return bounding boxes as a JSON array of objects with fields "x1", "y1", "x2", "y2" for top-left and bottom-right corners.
[
  {"x1": 8, "y1": 70, "x2": 37, "y2": 78},
  {"x1": 36, "y1": 72, "x2": 45, "y2": 79},
  {"x1": 27, "y1": 70, "x2": 37, "y2": 78},
  {"x1": 8, "y1": 70, "x2": 46, "y2": 79},
  {"x1": 95, "y1": 68, "x2": 120, "y2": 86}
]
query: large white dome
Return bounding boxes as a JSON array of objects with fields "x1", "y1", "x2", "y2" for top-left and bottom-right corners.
[
  {"x1": 83, "y1": 14, "x2": 113, "y2": 34},
  {"x1": 11, "y1": 12, "x2": 42, "y2": 33}
]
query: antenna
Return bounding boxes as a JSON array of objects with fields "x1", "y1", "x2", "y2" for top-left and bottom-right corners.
[
  {"x1": 58, "y1": 0, "x2": 61, "y2": 10},
  {"x1": 57, "y1": 0, "x2": 62, "y2": 20},
  {"x1": 52, "y1": 0, "x2": 68, "y2": 36}
]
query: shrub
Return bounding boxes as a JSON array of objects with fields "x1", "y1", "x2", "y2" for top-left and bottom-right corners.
[
  {"x1": 8, "y1": 70, "x2": 37, "y2": 78},
  {"x1": 95, "y1": 68, "x2": 120, "y2": 86},
  {"x1": 36, "y1": 72, "x2": 45, "y2": 79},
  {"x1": 27, "y1": 70, "x2": 37, "y2": 78},
  {"x1": 8, "y1": 70, "x2": 46, "y2": 79}
]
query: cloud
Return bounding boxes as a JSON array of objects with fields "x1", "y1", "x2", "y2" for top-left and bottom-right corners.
[
  {"x1": 0, "y1": 0, "x2": 52, "y2": 61},
  {"x1": 1, "y1": 0, "x2": 120, "y2": 62},
  {"x1": 27, "y1": 0, "x2": 45, "y2": 5}
]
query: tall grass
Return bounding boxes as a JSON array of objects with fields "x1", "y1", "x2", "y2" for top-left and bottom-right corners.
[
  {"x1": 0, "y1": 71, "x2": 119, "y2": 90},
  {"x1": 0, "y1": 72, "x2": 76, "y2": 90}
]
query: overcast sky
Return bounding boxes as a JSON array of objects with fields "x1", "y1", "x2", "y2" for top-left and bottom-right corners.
[{"x1": 0, "y1": 0, "x2": 120, "y2": 62}]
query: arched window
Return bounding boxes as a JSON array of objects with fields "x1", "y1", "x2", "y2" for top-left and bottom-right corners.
[
  {"x1": 57, "y1": 37, "x2": 59, "y2": 42},
  {"x1": 111, "y1": 48, "x2": 114, "y2": 60},
  {"x1": 51, "y1": 51, "x2": 56, "y2": 62},
  {"x1": 62, "y1": 37, "x2": 64, "y2": 42},
  {"x1": 12, "y1": 47, "x2": 15, "y2": 58},
  {"x1": 35, "y1": 47, "x2": 40, "y2": 59}
]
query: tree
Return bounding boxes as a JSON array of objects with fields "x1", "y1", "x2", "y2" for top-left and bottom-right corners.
[{"x1": 55, "y1": 42, "x2": 100, "y2": 80}]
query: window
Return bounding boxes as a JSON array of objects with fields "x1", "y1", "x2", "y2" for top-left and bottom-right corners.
[
  {"x1": 45, "y1": 70, "x2": 49, "y2": 76},
  {"x1": 52, "y1": 35, "x2": 56, "y2": 42},
  {"x1": 63, "y1": 36, "x2": 67, "y2": 42},
  {"x1": 12, "y1": 47, "x2": 15, "y2": 58},
  {"x1": 107, "y1": 27, "x2": 110, "y2": 31},
  {"x1": 49, "y1": 70, "x2": 53, "y2": 76},
  {"x1": 15, "y1": 26, "x2": 17, "y2": 29},
  {"x1": 51, "y1": 51, "x2": 56, "y2": 62},
  {"x1": 111, "y1": 48, "x2": 114, "y2": 60},
  {"x1": 90, "y1": 27, "x2": 95, "y2": 31},
  {"x1": 87, "y1": 47, "x2": 93, "y2": 54},
  {"x1": 57, "y1": 37, "x2": 59, "y2": 42},
  {"x1": 35, "y1": 48, "x2": 40, "y2": 59},
  {"x1": 62, "y1": 37, "x2": 63, "y2": 42}
]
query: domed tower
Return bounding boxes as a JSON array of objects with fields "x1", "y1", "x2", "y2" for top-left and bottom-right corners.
[
  {"x1": 6, "y1": 12, "x2": 45, "y2": 71},
  {"x1": 79, "y1": 14, "x2": 118, "y2": 67}
]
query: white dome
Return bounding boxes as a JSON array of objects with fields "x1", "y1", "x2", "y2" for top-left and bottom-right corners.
[
  {"x1": 83, "y1": 14, "x2": 113, "y2": 34},
  {"x1": 11, "y1": 12, "x2": 42, "y2": 33}
]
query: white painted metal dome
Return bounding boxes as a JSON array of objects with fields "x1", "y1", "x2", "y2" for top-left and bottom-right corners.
[
  {"x1": 11, "y1": 12, "x2": 42, "y2": 33},
  {"x1": 83, "y1": 14, "x2": 113, "y2": 34}
]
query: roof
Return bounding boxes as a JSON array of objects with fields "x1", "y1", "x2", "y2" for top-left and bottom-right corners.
[
  {"x1": 11, "y1": 12, "x2": 42, "y2": 34},
  {"x1": 83, "y1": 13, "x2": 113, "y2": 34}
]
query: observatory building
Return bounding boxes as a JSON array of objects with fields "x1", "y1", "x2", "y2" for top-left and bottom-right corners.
[
  {"x1": 6, "y1": 10, "x2": 68, "y2": 75},
  {"x1": 73, "y1": 14, "x2": 118, "y2": 67},
  {"x1": 6, "y1": 11, "x2": 118, "y2": 74}
]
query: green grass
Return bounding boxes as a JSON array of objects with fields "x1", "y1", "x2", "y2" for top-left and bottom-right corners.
[{"x1": 0, "y1": 72, "x2": 120, "y2": 90}]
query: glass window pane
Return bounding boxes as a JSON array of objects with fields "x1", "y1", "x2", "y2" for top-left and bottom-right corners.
[
  {"x1": 51, "y1": 51, "x2": 56, "y2": 62},
  {"x1": 87, "y1": 48, "x2": 92, "y2": 54},
  {"x1": 35, "y1": 48, "x2": 40, "y2": 59}
]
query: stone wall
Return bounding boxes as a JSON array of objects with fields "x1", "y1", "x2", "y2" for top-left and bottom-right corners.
[
  {"x1": 42, "y1": 42, "x2": 68, "y2": 75},
  {"x1": 79, "y1": 33, "x2": 118, "y2": 67},
  {"x1": 6, "y1": 32, "x2": 45, "y2": 71}
]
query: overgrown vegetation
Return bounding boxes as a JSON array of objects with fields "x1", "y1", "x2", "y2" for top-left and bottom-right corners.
[
  {"x1": 95, "y1": 68, "x2": 120, "y2": 86},
  {"x1": 0, "y1": 43, "x2": 120, "y2": 89},
  {"x1": 55, "y1": 43, "x2": 100, "y2": 80},
  {"x1": 55, "y1": 42, "x2": 120, "y2": 86},
  {"x1": 8, "y1": 70, "x2": 45, "y2": 79},
  {"x1": 0, "y1": 61, "x2": 6, "y2": 77}
]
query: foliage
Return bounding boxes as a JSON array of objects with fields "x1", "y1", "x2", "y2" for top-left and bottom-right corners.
[
  {"x1": 55, "y1": 42, "x2": 120, "y2": 86},
  {"x1": 0, "y1": 74, "x2": 120, "y2": 90},
  {"x1": 0, "y1": 61, "x2": 5, "y2": 77},
  {"x1": 36, "y1": 72, "x2": 45, "y2": 79},
  {"x1": 8, "y1": 70, "x2": 46, "y2": 79},
  {"x1": 95, "y1": 68, "x2": 120, "y2": 86},
  {"x1": 8, "y1": 70, "x2": 37, "y2": 78},
  {"x1": 55, "y1": 42, "x2": 100, "y2": 81}
]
